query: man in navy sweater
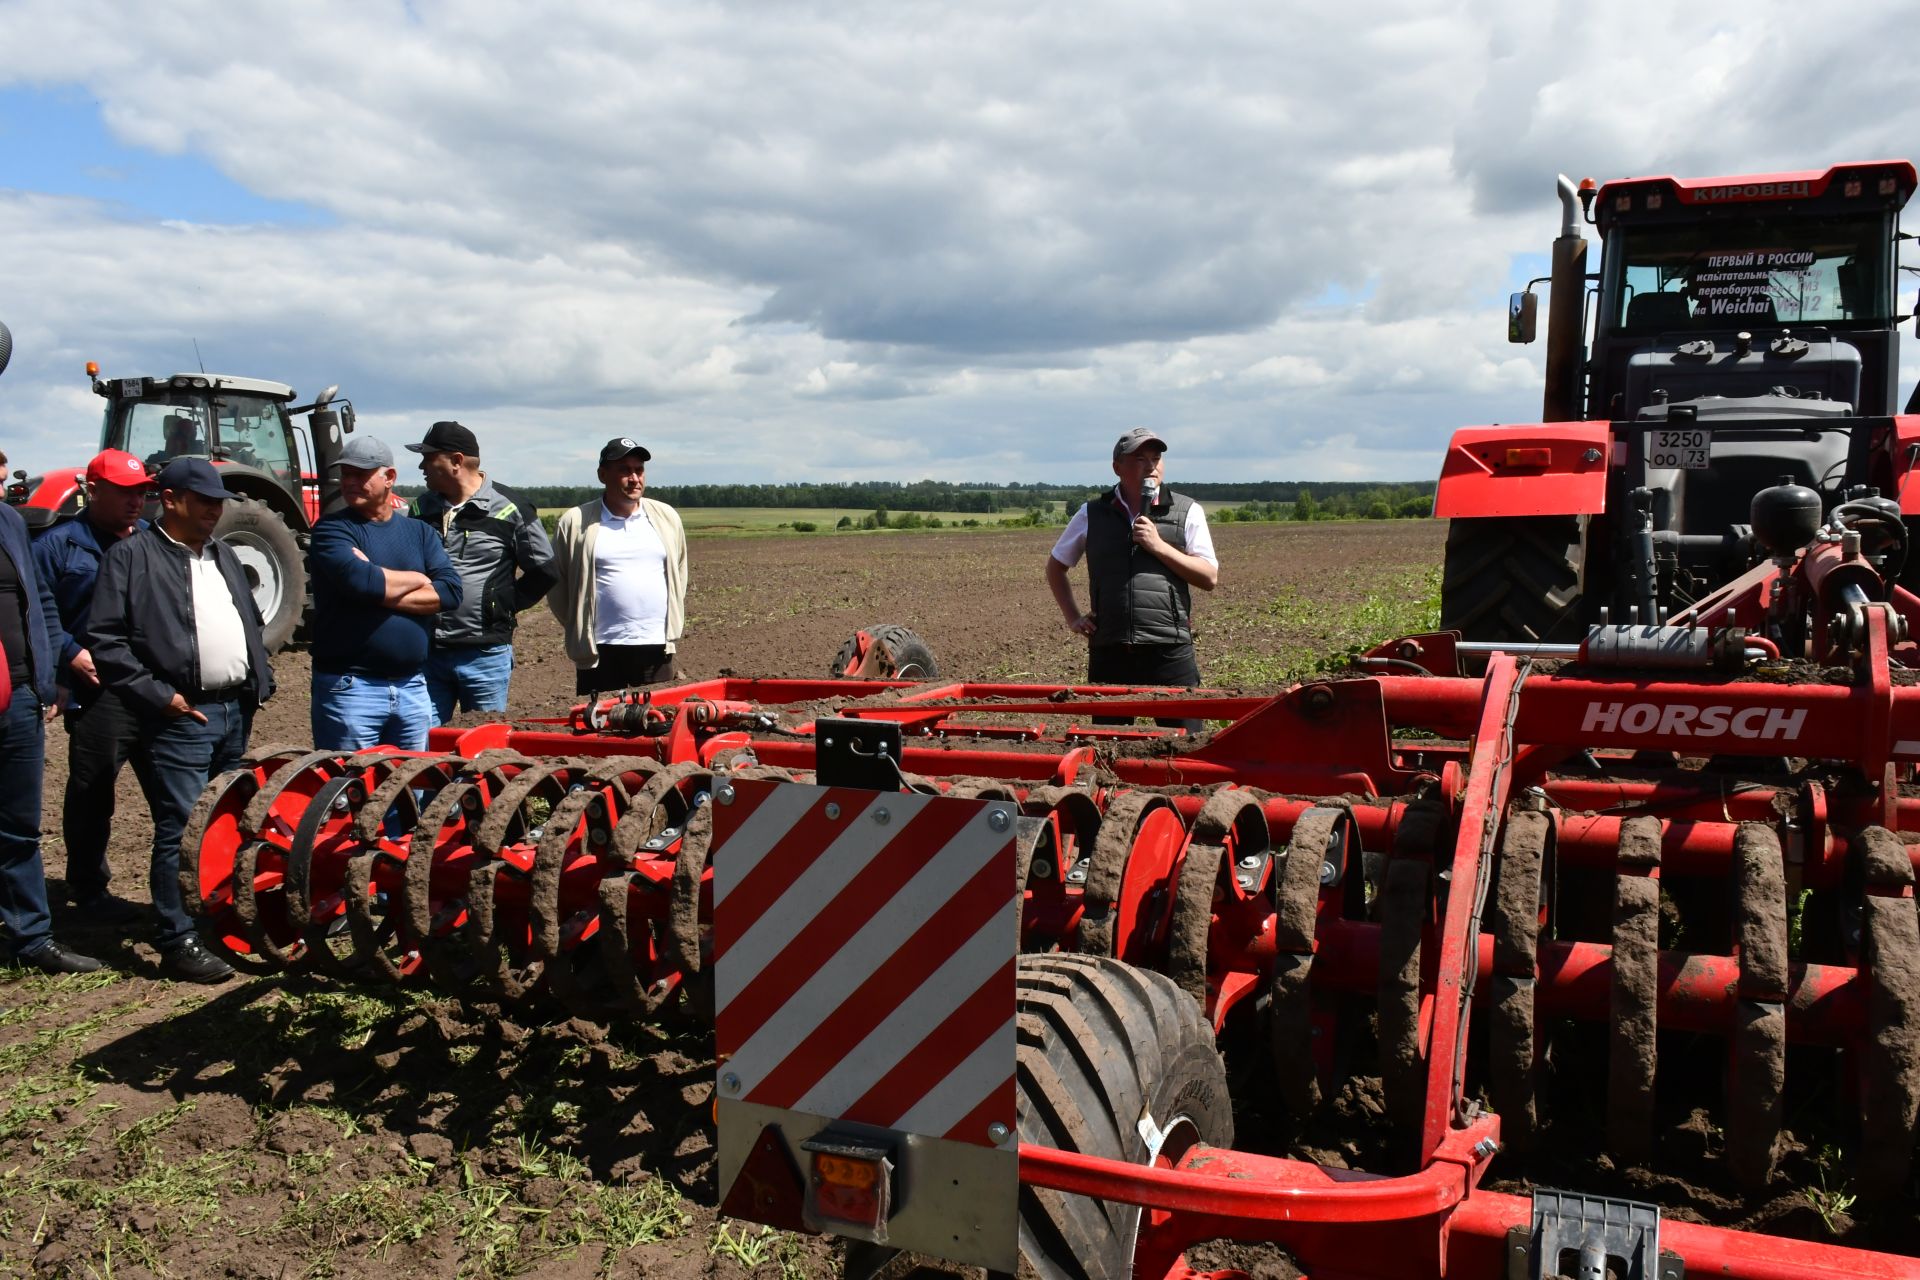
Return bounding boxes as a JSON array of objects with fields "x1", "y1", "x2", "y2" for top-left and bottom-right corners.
[{"x1": 307, "y1": 436, "x2": 461, "y2": 750}]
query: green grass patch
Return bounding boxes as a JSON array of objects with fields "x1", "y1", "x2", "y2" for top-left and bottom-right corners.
[{"x1": 1207, "y1": 565, "x2": 1443, "y2": 686}]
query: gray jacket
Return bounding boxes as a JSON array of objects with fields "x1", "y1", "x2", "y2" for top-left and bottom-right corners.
[{"x1": 410, "y1": 479, "x2": 557, "y2": 649}]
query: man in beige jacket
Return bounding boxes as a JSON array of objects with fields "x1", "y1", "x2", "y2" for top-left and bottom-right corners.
[{"x1": 546, "y1": 438, "x2": 688, "y2": 694}]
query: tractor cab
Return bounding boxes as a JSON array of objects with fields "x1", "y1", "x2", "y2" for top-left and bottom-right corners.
[
  {"x1": 88, "y1": 369, "x2": 356, "y2": 530},
  {"x1": 105, "y1": 374, "x2": 305, "y2": 495},
  {"x1": 1585, "y1": 163, "x2": 1913, "y2": 421},
  {"x1": 1438, "y1": 161, "x2": 1920, "y2": 646}
]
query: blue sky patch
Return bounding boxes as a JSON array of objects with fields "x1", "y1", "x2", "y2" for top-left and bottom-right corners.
[{"x1": 0, "y1": 85, "x2": 333, "y2": 227}]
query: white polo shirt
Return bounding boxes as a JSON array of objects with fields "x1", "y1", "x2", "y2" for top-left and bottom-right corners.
[
  {"x1": 593, "y1": 503, "x2": 670, "y2": 645},
  {"x1": 157, "y1": 525, "x2": 250, "y2": 690},
  {"x1": 1049, "y1": 488, "x2": 1218, "y2": 569}
]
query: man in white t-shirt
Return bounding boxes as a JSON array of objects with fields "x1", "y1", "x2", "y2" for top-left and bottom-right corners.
[
  {"x1": 546, "y1": 438, "x2": 689, "y2": 694},
  {"x1": 1045, "y1": 428, "x2": 1217, "y2": 724}
]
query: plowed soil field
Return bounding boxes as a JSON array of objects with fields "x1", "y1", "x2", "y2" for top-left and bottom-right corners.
[{"x1": 5, "y1": 519, "x2": 1442, "y2": 1278}]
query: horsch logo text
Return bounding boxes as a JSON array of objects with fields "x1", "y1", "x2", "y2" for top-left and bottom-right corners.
[{"x1": 1581, "y1": 701, "x2": 1807, "y2": 741}]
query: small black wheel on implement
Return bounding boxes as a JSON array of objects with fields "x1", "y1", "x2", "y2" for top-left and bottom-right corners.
[
  {"x1": 829, "y1": 622, "x2": 939, "y2": 679},
  {"x1": 1440, "y1": 514, "x2": 1586, "y2": 646},
  {"x1": 1015, "y1": 953, "x2": 1233, "y2": 1280},
  {"x1": 216, "y1": 497, "x2": 307, "y2": 652}
]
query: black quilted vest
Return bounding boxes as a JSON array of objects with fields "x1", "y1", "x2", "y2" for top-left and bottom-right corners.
[{"x1": 1085, "y1": 488, "x2": 1194, "y2": 647}]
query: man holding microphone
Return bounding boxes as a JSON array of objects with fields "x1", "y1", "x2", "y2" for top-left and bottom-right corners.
[{"x1": 1043, "y1": 429, "x2": 1218, "y2": 722}]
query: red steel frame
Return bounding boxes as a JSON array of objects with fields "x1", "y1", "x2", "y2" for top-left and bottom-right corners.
[
  {"x1": 407, "y1": 641, "x2": 1920, "y2": 1277},
  {"x1": 186, "y1": 536, "x2": 1911, "y2": 1279}
]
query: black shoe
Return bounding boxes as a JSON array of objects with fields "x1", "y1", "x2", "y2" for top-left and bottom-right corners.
[
  {"x1": 14, "y1": 941, "x2": 105, "y2": 975},
  {"x1": 160, "y1": 938, "x2": 235, "y2": 985},
  {"x1": 71, "y1": 892, "x2": 147, "y2": 927}
]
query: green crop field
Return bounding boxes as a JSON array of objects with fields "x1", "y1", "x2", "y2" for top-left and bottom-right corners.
[{"x1": 538, "y1": 506, "x2": 1038, "y2": 537}]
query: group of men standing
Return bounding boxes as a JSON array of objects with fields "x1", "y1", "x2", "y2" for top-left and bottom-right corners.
[
  {"x1": 0, "y1": 425, "x2": 689, "y2": 978},
  {"x1": 0, "y1": 422, "x2": 1210, "y2": 980}
]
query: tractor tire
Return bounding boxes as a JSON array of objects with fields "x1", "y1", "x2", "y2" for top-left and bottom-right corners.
[
  {"x1": 829, "y1": 622, "x2": 940, "y2": 679},
  {"x1": 1015, "y1": 954, "x2": 1233, "y2": 1280},
  {"x1": 216, "y1": 498, "x2": 306, "y2": 653},
  {"x1": 1440, "y1": 515, "x2": 1586, "y2": 645}
]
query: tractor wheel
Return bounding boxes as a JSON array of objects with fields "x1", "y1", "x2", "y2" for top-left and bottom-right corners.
[
  {"x1": 829, "y1": 622, "x2": 940, "y2": 679},
  {"x1": 216, "y1": 498, "x2": 306, "y2": 653},
  {"x1": 1440, "y1": 515, "x2": 1586, "y2": 645},
  {"x1": 1015, "y1": 954, "x2": 1233, "y2": 1280}
]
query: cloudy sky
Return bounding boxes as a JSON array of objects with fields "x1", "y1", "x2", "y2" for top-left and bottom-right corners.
[{"x1": 3, "y1": 0, "x2": 1917, "y2": 487}]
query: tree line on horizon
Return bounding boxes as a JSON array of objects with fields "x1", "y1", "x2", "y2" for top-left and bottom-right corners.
[{"x1": 407, "y1": 477, "x2": 1437, "y2": 513}]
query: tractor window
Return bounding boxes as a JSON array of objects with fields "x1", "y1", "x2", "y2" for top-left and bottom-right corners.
[
  {"x1": 214, "y1": 394, "x2": 295, "y2": 484},
  {"x1": 121, "y1": 400, "x2": 213, "y2": 472},
  {"x1": 1607, "y1": 213, "x2": 1892, "y2": 332},
  {"x1": 114, "y1": 393, "x2": 295, "y2": 484}
]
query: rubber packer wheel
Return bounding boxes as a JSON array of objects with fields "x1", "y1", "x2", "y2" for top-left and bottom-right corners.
[
  {"x1": 828, "y1": 622, "x2": 940, "y2": 679},
  {"x1": 1016, "y1": 954, "x2": 1233, "y2": 1280},
  {"x1": 1440, "y1": 514, "x2": 1585, "y2": 645},
  {"x1": 215, "y1": 497, "x2": 307, "y2": 653}
]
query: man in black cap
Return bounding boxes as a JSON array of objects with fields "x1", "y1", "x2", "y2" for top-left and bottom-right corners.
[
  {"x1": 1044, "y1": 428, "x2": 1218, "y2": 725},
  {"x1": 85, "y1": 457, "x2": 277, "y2": 982},
  {"x1": 405, "y1": 421, "x2": 556, "y2": 721},
  {"x1": 547, "y1": 438, "x2": 688, "y2": 693}
]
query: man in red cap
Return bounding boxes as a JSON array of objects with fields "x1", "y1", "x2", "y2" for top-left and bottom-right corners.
[{"x1": 30, "y1": 448, "x2": 154, "y2": 924}]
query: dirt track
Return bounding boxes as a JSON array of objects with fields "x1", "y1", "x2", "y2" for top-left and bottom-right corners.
[{"x1": 18, "y1": 521, "x2": 1889, "y2": 1280}]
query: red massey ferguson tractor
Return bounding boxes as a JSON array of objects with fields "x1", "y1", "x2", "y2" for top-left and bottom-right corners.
[
  {"x1": 1437, "y1": 160, "x2": 1920, "y2": 643},
  {"x1": 6, "y1": 366, "x2": 359, "y2": 651}
]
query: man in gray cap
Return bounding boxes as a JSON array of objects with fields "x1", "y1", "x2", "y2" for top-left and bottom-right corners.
[
  {"x1": 85, "y1": 457, "x2": 277, "y2": 982},
  {"x1": 405, "y1": 421, "x2": 556, "y2": 721},
  {"x1": 306, "y1": 436, "x2": 461, "y2": 751},
  {"x1": 1044, "y1": 428, "x2": 1218, "y2": 725}
]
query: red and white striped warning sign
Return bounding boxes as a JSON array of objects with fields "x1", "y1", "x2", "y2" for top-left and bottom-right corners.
[{"x1": 712, "y1": 778, "x2": 1019, "y2": 1146}]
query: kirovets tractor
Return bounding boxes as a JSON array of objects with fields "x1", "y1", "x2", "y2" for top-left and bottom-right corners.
[
  {"x1": 1437, "y1": 160, "x2": 1920, "y2": 644},
  {"x1": 6, "y1": 366, "x2": 360, "y2": 651}
]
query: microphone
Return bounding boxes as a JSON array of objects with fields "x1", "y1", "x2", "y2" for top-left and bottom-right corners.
[{"x1": 1140, "y1": 478, "x2": 1160, "y2": 511}]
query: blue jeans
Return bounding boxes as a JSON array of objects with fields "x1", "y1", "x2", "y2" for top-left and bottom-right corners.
[
  {"x1": 0, "y1": 689, "x2": 54, "y2": 957},
  {"x1": 425, "y1": 644, "x2": 514, "y2": 723},
  {"x1": 311, "y1": 670, "x2": 433, "y2": 752},
  {"x1": 127, "y1": 698, "x2": 252, "y2": 951}
]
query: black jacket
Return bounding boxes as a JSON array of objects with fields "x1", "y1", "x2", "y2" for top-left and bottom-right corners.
[{"x1": 86, "y1": 523, "x2": 276, "y2": 713}]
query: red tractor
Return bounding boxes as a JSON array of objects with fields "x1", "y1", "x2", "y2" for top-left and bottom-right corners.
[
  {"x1": 7, "y1": 365, "x2": 360, "y2": 651},
  {"x1": 1437, "y1": 160, "x2": 1920, "y2": 643}
]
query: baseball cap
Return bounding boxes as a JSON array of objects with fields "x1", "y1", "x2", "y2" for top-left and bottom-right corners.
[
  {"x1": 153, "y1": 457, "x2": 237, "y2": 501},
  {"x1": 599, "y1": 437, "x2": 652, "y2": 465},
  {"x1": 86, "y1": 448, "x2": 151, "y2": 488},
  {"x1": 405, "y1": 420, "x2": 480, "y2": 457},
  {"x1": 337, "y1": 435, "x2": 395, "y2": 471},
  {"x1": 1113, "y1": 428, "x2": 1168, "y2": 460}
]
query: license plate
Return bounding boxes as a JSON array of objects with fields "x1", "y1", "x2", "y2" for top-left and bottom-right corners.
[{"x1": 1648, "y1": 428, "x2": 1709, "y2": 469}]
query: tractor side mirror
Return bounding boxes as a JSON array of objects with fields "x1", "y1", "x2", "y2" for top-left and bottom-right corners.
[{"x1": 1509, "y1": 291, "x2": 1538, "y2": 344}]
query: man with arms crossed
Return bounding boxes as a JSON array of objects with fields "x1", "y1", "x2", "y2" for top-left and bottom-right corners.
[{"x1": 307, "y1": 436, "x2": 461, "y2": 750}]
